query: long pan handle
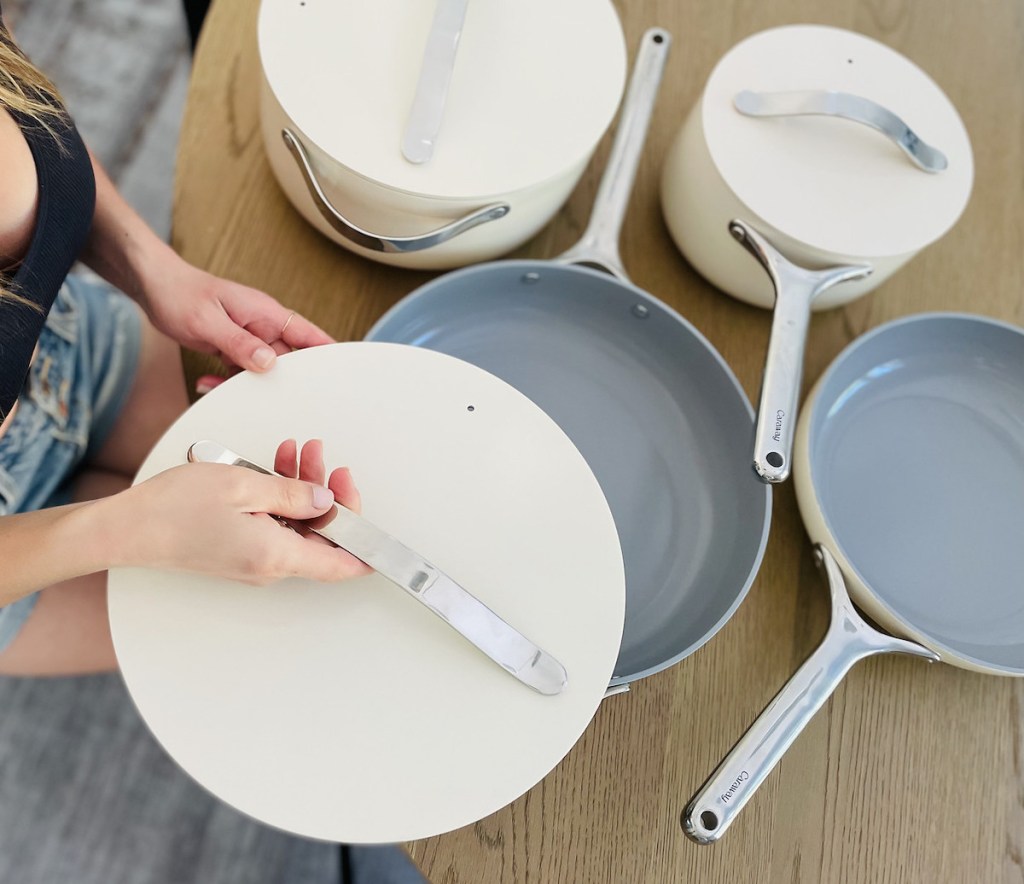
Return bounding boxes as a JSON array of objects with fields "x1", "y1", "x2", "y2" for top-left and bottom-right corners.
[
  {"x1": 729, "y1": 221, "x2": 872, "y2": 483},
  {"x1": 682, "y1": 546, "x2": 938, "y2": 843},
  {"x1": 556, "y1": 28, "x2": 671, "y2": 281}
]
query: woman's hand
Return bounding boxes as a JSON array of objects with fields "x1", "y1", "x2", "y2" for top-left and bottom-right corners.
[
  {"x1": 80, "y1": 153, "x2": 334, "y2": 374},
  {"x1": 138, "y1": 257, "x2": 334, "y2": 374},
  {"x1": 106, "y1": 439, "x2": 372, "y2": 585}
]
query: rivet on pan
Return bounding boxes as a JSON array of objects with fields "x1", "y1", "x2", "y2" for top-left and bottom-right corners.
[
  {"x1": 632, "y1": 303, "x2": 650, "y2": 319},
  {"x1": 521, "y1": 272, "x2": 541, "y2": 285}
]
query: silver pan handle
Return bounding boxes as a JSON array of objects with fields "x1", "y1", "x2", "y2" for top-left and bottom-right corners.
[
  {"x1": 729, "y1": 220, "x2": 872, "y2": 483},
  {"x1": 282, "y1": 128, "x2": 510, "y2": 254},
  {"x1": 555, "y1": 28, "x2": 671, "y2": 281},
  {"x1": 682, "y1": 546, "x2": 938, "y2": 844}
]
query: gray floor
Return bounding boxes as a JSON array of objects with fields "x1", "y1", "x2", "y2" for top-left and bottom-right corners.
[
  {"x1": 5, "y1": 0, "x2": 189, "y2": 240},
  {"x1": 0, "y1": 3, "x2": 341, "y2": 882}
]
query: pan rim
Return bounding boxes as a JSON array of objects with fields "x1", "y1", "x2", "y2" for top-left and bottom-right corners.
[
  {"x1": 366, "y1": 258, "x2": 773, "y2": 685},
  {"x1": 800, "y1": 311, "x2": 1024, "y2": 676}
]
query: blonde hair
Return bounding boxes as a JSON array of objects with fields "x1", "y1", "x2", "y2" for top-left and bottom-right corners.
[
  {"x1": 0, "y1": 20, "x2": 68, "y2": 308},
  {"x1": 0, "y1": 22, "x2": 65, "y2": 131}
]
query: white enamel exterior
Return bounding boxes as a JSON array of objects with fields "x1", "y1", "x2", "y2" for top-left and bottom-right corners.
[
  {"x1": 258, "y1": 0, "x2": 627, "y2": 269},
  {"x1": 661, "y1": 25, "x2": 973, "y2": 309}
]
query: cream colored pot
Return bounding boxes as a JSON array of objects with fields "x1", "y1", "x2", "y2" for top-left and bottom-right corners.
[
  {"x1": 258, "y1": 0, "x2": 627, "y2": 270},
  {"x1": 661, "y1": 24, "x2": 973, "y2": 307},
  {"x1": 660, "y1": 25, "x2": 974, "y2": 482}
]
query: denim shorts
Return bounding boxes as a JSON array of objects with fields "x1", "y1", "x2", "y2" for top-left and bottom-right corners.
[{"x1": 0, "y1": 275, "x2": 142, "y2": 651}]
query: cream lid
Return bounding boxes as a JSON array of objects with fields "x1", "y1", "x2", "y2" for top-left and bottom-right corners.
[
  {"x1": 258, "y1": 0, "x2": 627, "y2": 199},
  {"x1": 702, "y1": 25, "x2": 973, "y2": 258}
]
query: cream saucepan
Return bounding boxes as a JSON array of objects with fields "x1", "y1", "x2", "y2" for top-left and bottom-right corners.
[{"x1": 660, "y1": 25, "x2": 974, "y2": 482}]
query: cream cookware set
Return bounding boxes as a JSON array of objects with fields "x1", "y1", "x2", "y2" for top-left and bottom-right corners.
[{"x1": 109, "y1": 1, "x2": 1023, "y2": 847}]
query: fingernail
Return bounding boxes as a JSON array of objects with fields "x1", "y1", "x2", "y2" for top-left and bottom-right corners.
[
  {"x1": 312, "y1": 485, "x2": 334, "y2": 509},
  {"x1": 195, "y1": 380, "x2": 214, "y2": 395},
  {"x1": 253, "y1": 346, "x2": 276, "y2": 370}
]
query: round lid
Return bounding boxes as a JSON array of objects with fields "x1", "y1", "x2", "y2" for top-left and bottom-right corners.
[
  {"x1": 107, "y1": 343, "x2": 625, "y2": 843},
  {"x1": 702, "y1": 25, "x2": 973, "y2": 257},
  {"x1": 258, "y1": 0, "x2": 627, "y2": 199}
]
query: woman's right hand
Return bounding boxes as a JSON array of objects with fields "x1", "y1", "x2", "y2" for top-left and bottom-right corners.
[{"x1": 104, "y1": 440, "x2": 372, "y2": 585}]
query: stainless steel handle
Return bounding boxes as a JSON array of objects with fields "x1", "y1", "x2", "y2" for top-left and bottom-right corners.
[
  {"x1": 186, "y1": 440, "x2": 568, "y2": 695},
  {"x1": 729, "y1": 220, "x2": 872, "y2": 483},
  {"x1": 282, "y1": 128, "x2": 509, "y2": 253},
  {"x1": 682, "y1": 546, "x2": 938, "y2": 844},
  {"x1": 734, "y1": 90, "x2": 949, "y2": 173},
  {"x1": 401, "y1": 0, "x2": 469, "y2": 164},
  {"x1": 555, "y1": 27, "x2": 671, "y2": 281}
]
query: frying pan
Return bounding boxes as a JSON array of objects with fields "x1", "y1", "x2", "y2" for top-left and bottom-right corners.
[
  {"x1": 367, "y1": 28, "x2": 772, "y2": 689},
  {"x1": 683, "y1": 312, "x2": 1024, "y2": 842}
]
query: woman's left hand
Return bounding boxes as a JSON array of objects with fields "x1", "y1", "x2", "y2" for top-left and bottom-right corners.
[{"x1": 140, "y1": 257, "x2": 334, "y2": 374}]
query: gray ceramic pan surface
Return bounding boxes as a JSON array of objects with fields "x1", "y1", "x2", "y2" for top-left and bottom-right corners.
[
  {"x1": 806, "y1": 312, "x2": 1024, "y2": 670},
  {"x1": 366, "y1": 30, "x2": 771, "y2": 687},
  {"x1": 369, "y1": 264, "x2": 771, "y2": 686}
]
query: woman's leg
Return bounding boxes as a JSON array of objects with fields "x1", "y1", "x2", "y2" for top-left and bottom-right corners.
[
  {"x1": 0, "y1": 315, "x2": 191, "y2": 676},
  {"x1": 86, "y1": 312, "x2": 190, "y2": 480},
  {"x1": 0, "y1": 470, "x2": 126, "y2": 676}
]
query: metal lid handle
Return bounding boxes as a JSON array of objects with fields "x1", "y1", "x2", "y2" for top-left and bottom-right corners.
[
  {"x1": 401, "y1": 0, "x2": 469, "y2": 164},
  {"x1": 734, "y1": 89, "x2": 949, "y2": 173}
]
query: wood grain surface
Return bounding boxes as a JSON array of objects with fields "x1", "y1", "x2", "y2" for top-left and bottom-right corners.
[{"x1": 173, "y1": 1, "x2": 1024, "y2": 882}]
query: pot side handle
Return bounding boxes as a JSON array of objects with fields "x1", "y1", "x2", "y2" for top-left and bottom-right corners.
[
  {"x1": 282, "y1": 128, "x2": 509, "y2": 254},
  {"x1": 681, "y1": 545, "x2": 938, "y2": 844}
]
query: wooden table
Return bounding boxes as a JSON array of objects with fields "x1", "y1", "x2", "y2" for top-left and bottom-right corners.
[{"x1": 174, "y1": 2, "x2": 1024, "y2": 881}]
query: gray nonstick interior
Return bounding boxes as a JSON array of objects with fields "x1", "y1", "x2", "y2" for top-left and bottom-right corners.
[
  {"x1": 368, "y1": 262, "x2": 772, "y2": 684},
  {"x1": 808, "y1": 314, "x2": 1024, "y2": 671}
]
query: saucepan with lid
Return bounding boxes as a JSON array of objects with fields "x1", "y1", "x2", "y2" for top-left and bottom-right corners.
[
  {"x1": 257, "y1": 0, "x2": 627, "y2": 269},
  {"x1": 660, "y1": 25, "x2": 974, "y2": 482},
  {"x1": 683, "y1": 313, "x2": 1024, "y2": 843},
  {"x1": 367, "y1": 29, "x2": 773, "y2": 690}
]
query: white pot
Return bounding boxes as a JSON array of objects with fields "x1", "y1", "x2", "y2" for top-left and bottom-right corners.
[
  {"x1": 660, "y1": 25, "x2": 974, "y2": 309},
  {"x1": 258, "y1": 0, "x2": 627, "y2": 270}
]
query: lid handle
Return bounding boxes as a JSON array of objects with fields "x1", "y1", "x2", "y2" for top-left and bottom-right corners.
[
  {"x1": 282, "y1": 128, "x2": 509, "y2": 254},
  {"x1": 401, "y1": 0, "x2": 469, "y2": 164},
  {"x1": 734, "y1": 89, "x2": 949, "y2": 173}
]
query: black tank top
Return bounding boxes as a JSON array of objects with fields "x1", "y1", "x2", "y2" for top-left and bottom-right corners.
[{"x1": 0, "y1": 61, "x2": 96, "y2": 418}]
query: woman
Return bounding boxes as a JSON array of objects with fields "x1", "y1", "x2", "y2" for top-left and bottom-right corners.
[{"x1": 0, "y1": 13, "x2": 369, "y2": 677}]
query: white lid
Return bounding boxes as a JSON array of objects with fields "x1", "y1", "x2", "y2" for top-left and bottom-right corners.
[
  {"x1": 702, "y1": 25, "x2": 973, "y2": 257},
  {"x1": 108, "y1": 343, "x2": 625, "y2": 843},
  {"x1": 258, "y1": 0, "x2": 627, "y2": 199}
]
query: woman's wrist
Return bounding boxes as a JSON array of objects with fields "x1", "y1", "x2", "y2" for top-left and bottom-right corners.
[{"x1": 0, "y1": 498, "x2": 122, "y2": 607}]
